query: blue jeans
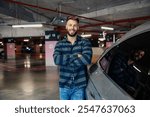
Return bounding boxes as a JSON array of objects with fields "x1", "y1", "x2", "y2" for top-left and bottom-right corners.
[{"x1": 59, "y1": 87, "x2": 85, "y2": 100}]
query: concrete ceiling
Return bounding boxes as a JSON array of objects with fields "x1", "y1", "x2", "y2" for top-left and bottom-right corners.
[{"x1": 0, "y1": 0, "x2": 150, "y2": 34}]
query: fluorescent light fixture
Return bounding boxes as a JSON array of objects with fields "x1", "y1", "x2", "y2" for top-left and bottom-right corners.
[
  {"x1": 81, "y1": 34, "x2": 92, "y2": 37},
  {"x1": 24, "y1": 39, "x2": 29, "y2": 42},
  {"x1": 98, "y1": 37, "x2": 106, "y2": 41},
  {"x1": 39, "y1": 44, "x2": 42, "y2": 47},
  {"x1": 101, "y1": 26, "x2": 114, "y2": 30},
  {"x1": 12, "y1": 24, "x2": 43, "y2": 28}
]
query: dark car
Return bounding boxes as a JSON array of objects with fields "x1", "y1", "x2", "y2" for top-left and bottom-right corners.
[{"x1": 86, "y1": 21, "x2": 150, "y2": 100}]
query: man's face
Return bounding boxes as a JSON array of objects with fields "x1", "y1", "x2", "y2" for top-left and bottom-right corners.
[
  {"x1": 134, "y1": 50, "x2": 145, "y2": 61},
  {"x1": 66, "y1": 19, "x2": 79, "y2": 37}
]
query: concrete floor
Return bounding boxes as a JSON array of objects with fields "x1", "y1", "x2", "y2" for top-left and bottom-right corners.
[{"x1": 0, "y1": 54, "x2": 59, "y2": 100}]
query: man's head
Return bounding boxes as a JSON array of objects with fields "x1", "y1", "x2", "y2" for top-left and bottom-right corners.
[
  {"x1": 66, "y1": 16, "x2": 79, "y2": 37},
  {"x1": 131, "y1": 49, "x2": 145, "y2": 61}
]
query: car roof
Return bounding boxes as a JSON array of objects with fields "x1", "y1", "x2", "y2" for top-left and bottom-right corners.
[{"x1": 102, "y1": 21, "x2": 150, "y2": 58}]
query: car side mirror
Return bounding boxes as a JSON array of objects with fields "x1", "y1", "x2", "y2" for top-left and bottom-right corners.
[{"x1": 89, "y1": 63, "x2": 98, "y2": 74}]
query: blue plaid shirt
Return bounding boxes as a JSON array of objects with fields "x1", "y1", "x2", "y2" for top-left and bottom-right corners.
[{"x1": 53, "y1": 35, "x2": 92, "y2": 88}]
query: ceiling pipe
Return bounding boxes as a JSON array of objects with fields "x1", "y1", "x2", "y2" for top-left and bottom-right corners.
[
  {"x1": 5, "y1": 0, "x2": 104, "y2": 23},
  {"x1": 5, "y1": 0, "x2": 129, "y2": 29},
  {"x1": 5, "y1": 0, "x2": 129, "y2": 28},
  {"x1": 5, "y1": 0, "x2": 149, "y2": 30},
  {"x1": 0, "y1": 0, "x2": 35, "y2": 22},
  {"x1": 80, "y1": 15, "x2": 150, "y2": 28}
]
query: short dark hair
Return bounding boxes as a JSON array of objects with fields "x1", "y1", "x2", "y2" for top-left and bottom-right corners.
[{"x1": 66, "y1": 16, "x2": 79, "y2": 23}]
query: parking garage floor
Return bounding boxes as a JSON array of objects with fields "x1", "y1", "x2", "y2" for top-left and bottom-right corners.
[{"x1": 0, "y1": 54, "x2": 59, "y2": 100}]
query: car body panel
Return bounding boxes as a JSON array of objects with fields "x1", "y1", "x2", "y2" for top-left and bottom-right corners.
[{"x1": 87, "y1": 64, "x2": 132, "y2": 100}]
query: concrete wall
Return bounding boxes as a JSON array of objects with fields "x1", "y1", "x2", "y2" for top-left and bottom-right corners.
[
  {"x1": 92, "y1": 47, "x2": 104, "y2": 63},
  {"x1": 0, "y1": 26, "x2": 54, "y2": 38}
]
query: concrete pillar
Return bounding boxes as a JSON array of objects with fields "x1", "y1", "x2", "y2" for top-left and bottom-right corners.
[
  {"x1": 45, "y1": 41, "x2": 57, "y2": 66},
  {"x1": 45, "y1": 31, "x2": 60, "y2": 66},
  {"x1": 4, "y1": 39, "x2": 16, "y2": 59},
  {"x1": 34, "y1": 44, "x2": 40, "y2": 54}
]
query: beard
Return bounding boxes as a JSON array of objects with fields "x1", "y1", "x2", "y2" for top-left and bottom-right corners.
[{"x1": 67, "y1": 31, "x2": 77, "y2": 37}]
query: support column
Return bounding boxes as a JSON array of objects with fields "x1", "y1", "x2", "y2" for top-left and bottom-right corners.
[
  {"x1": 35, "y1": 44, "x2": 40, "y2": 54},
  {"x1": 45, "y1": 31, "x2": 59, "y2": 66},
  {"x1": 4, "y1": 38, "x2": 16, "y2": 59}
]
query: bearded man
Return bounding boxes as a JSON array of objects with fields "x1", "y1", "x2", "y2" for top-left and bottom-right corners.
[{"x1": 53, "y1": 16, "x2": 92, "y2": 100}]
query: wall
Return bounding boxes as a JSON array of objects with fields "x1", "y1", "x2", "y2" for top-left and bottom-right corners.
[
  {"x1": 92, "y1": 47, "x2": 104, "y2": 63},
  {"x1": 0, "y1": 26, "x2": 54, "y2": 38}
]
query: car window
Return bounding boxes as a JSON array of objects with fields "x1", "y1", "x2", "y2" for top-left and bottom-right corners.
[
  {"x1": 99, "y1": 47, "x2": 117, "y2": 73},
  {"x1": 99, "y1": 31, "x2": 150, "y2": 99}
]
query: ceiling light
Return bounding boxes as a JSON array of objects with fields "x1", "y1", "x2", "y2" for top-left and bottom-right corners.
[
  {"x1": 87, "y1": 7, "x2": 90, "y2": 10},
  {"x1": 39, "y1": 44, "x2": 42, "y2": 47},
  {"x1": 101, "y1": 26, "x2": 114, "y2": 30},
  {"x1": 98, "y1": 38, "x2": 106, "y2": 41},
  {"x1": 60, "y1": 19, "x2": 64, "y2": 23},
  {"x1": 12, "y1": 24, "x2": 43, "y2": 28},
  {"x1": 81, "y1": 34, "x2": 92, "y2": 37},
  {"x1": 24, "y1": 39, "x2": 29, "y2": 42}
]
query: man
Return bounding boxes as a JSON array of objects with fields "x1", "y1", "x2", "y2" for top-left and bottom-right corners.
[
  {"x1": 129, "y1": 49, "x2": 145, "y2": 63},
  {"x1": 53, "y1": 16, "x2": 92, "y2": 100},
  {"x1": 108, "y1": 49, "x2": 145, "y2": 92}
]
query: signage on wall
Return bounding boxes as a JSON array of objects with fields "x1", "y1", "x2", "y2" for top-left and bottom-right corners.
[
  {"x1": 45, "y1": 31, "x2": 60, "y2": 41},
  {"x1": 4, "y1": 38, "x2": 14, "y2": 43}
]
